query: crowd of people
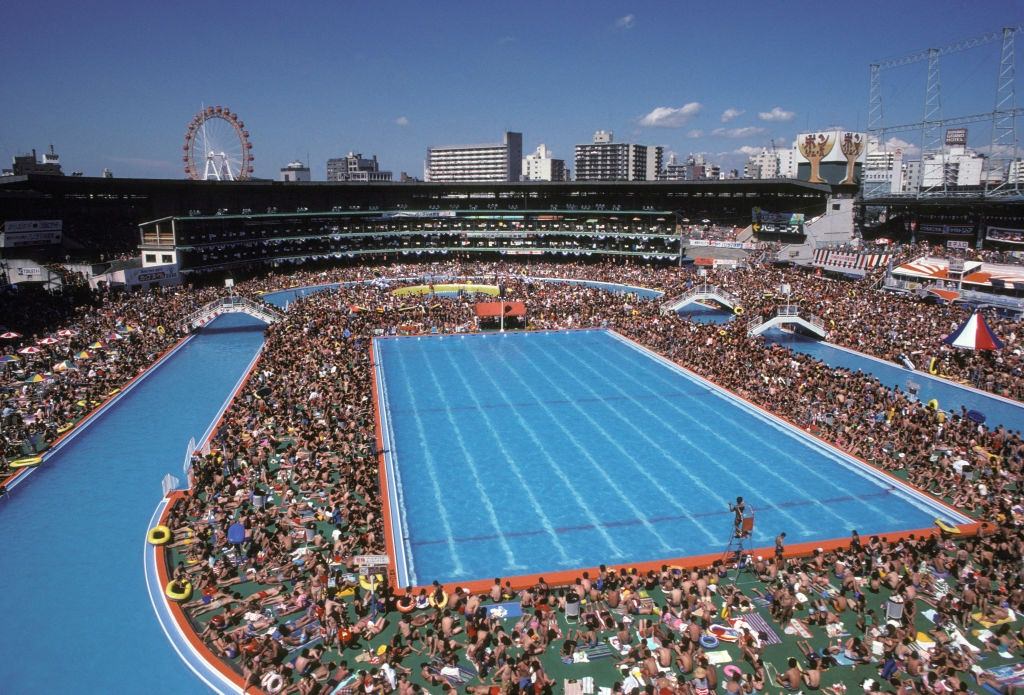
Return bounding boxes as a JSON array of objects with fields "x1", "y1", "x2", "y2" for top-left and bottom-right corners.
[{"x1": 2, "y1": 254, "x2": 1023, "y2": 694}]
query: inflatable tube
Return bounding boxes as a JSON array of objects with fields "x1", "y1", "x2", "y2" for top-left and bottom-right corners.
[
  {"x1": 723, "y1": 665, "x2": 742, "y2": 679},
  {"x1": 734, "y1": 306, "x2": 745, "y2": 316},
  {"x1": 718, "y1": 329, "x2": 727, "y2": 336},
  {"x1": 261, "y1": 672, "x2": 285, "y2": 694},
  {"x1": 337, "y1": 627, "x2": 353, "y2": 645},
  {"x1": 708, "y1": 624, "x2": 741, "y2": 642},
  {"x1": 359, "y1": 574, "x2": 383, "y2": 591},
  {"x1": 700, "y1": 634, "x2": 719, "y2": 649},
  {"x1": 934, "y1": 518, "x2": 961, "y2": 535},
  {"x1": 927, "y1": 399, "x2": 940, "y2": 411},
  {"x1": 396, "y1": 595, "x2": 416, "y2": 613},
  {"x1": 165, "y1": 580, "x2": 192, "y2": 602},
  {"x1": 428, "y1": 590, "x2": 449, "y2": 610},
  {"x1": 928, "y1": 357, "x2": 939, "y2": 375},
  {"x1": 336, "y1": 587, "x2": 355, "y2": 598},
  {"x1": 9, "y1": 456, "x2": 42, "y2": 469},
  {"x1": 147, "y1": 525, "x2": 172, "y2": 545},
  {"x1": 56, "y1": 423, "x2": 74, "y2": 434}
]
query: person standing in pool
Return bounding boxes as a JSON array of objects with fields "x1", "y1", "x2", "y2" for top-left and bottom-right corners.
[{"x1": 775, "y1": 532, "x2": 786, "y2": 560}]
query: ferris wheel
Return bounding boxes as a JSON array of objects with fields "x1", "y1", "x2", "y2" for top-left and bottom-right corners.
[{"x1": 182, "y1": 106, "x2": 254, "y2": 181}]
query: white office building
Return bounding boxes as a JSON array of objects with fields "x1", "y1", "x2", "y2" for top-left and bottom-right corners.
[
  {"x1": 279, "y1": 160, "x2": 311, "y2": 182},
  {"x1": 326, "y1": 153, "x2": 392, "y2": 182},
  {"x1": 425, "y1": 131, "x2": 523, "y2": 182},
  {"x1": 522, "y1": 144, "x2": 568, "y2": 181},
  {"x1": 862, "y1": 149, "x2": 904, "y2": 195}
]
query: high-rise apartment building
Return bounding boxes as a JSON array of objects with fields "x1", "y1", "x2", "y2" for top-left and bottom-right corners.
[
  {"x1": 326, "y1": 153, "x2": 393, "y2": 182},
  {"x1": 425, "y1": 131, "x2": 523, "y2": 182},
  {"x1": 574, "y1": 131, "x2": 662, "y2": 181}
]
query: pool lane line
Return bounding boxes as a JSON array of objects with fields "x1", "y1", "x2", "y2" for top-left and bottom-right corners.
[
  {"x1": 372, "y1": 339, "x2": 414, "y2": 589},
  {"x1": 434, "y1": 337, "x2": 577, "y2": 568},
  {"x1": 503, "y1": 334, "x2": 723, "y2": 545},
  {"x1": 416, "y1": 344, "x2": 523, "y2": 570},
  {"x1": 577, "y1": 335, "x2": 886, "y2": 533},
  {"x1": 2, "y1": 332, "x2": 196, "y2": 495},
  {"x1": 460, "y1": 336, "x2": 628, "y2": 558},
  {"x1": 390, "y1": 341, "x2": 467, "y2": 577},
  {"x1": 607, "y1": 329, "x2": 974, "y2": 528}
]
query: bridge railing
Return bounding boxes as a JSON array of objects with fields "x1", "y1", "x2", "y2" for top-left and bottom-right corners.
[
  {"x1": 660, "y1": 283, "x2": 738, "y2": 313},
  {"x1": 182, "y1": 295, "x2": 284, "y2": 331}
]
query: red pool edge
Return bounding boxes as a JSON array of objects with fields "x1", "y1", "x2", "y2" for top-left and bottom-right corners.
[{"x1": 372, "y1": 329, "x2": 983, "y2": 597}]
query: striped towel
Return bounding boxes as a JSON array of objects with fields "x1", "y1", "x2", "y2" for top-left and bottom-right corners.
[{"x1": 744, "y1": 612, "x2": 782, "y2": 645}]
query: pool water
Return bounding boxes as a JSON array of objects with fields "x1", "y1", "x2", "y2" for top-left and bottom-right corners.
[
  {"x1": 374, "y1": 329, "x2": 966, "y2": 587},
  {"x1": 676, "y1": 303, "x2": 735, "y2": 324},
  {"x1": 762, "y1": 329, "x2": 1024, "y2": 433},
  {"x1": 0, "y1": 313, "x2": 266, "y2": 693}
]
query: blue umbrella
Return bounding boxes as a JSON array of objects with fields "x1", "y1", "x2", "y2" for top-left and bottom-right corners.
[
  {"x1": 227, "y1": 522, "x2": 246, "y2": 545},
  {"x1": 966, "y1": 410, "x2": 986, "y2": 424}
]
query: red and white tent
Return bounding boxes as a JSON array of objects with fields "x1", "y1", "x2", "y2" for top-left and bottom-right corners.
[{"x1": 943, "y1": 311, "x2": 1004, "y2": 351}]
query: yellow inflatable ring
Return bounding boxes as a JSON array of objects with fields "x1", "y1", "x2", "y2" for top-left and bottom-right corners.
[
  {"x1": 9, "y1": 456, "x2": 42, "y2": 469},
  {"x1": 718, "y1": 329, "x2": 727, "y2": 336},
  {"x1": 428, "y1": 590, "x2": 449, "y2": 609},
  {"x1": 934, "y1": 518, "x2": 961, "y2": 535},
  {"x1": 165, "y1": 580, "x2": 192, "y2": 602},
  {"x1": 148, "y1": 525, "x2": 172, "y2": 545},
  {"x1": 359, "y1": 574, "x2": 383, "y2": 591},
  {"x1": 734, "y1": 306, "x2": 745, "y2": 315},
  {"x1": 928, "y1": 357, "x2": 939, "y2": 375},
  {"x1": 927, "y1": 399, "x2": 939, "y2": 411}
]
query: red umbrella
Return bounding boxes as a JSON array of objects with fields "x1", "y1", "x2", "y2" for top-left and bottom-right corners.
[
  {"x1": 38, "y1": 337, "x2": 60, "y2": 345},
  {"x1": 1, "y1": 331, "x2": 22, "y2": 339},
  {"x1": 56, "y1": 329, "x2": 78, "y2": 337},
  {"x1": 18, "y1": 346, "x2": 42, "y2": 354}
]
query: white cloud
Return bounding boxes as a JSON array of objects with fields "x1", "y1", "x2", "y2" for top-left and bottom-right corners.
[
  {"x1": 712, "y1": 126, "x2": 766, "y2": 138},
  {"x1": 615, "y1": 14, "x2": 635, "y2": 29},
  {"x1": 734, "y1": 145, "x2": 763, "y2": 156},
  {"x1": 395, "y1": 116, "x2": 409, "y2": 126},
  {"x1": 687, "y1": 129, "x2": 704, "y2": 139},
  {"x1": 721, "y1": 108, "x2": 744, "y2": 123},
  {"x1": 878, "y1": 137, "x2": 917, "y2": 156},
  {"x1": 758, "y1": 106, "x2": 795, "y2": 122},
  {"x1": 639, "y1": 102, "x2": 703, "y2": 128}
]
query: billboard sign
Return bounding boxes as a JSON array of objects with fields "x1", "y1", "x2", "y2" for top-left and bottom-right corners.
[
  {"x1": 945, "y1": 128, "x2": 968, "y2": 147},
  {"x1": 918, "y1": 223, "x2": 975, "y2": 236},
  {"x1": 1, "y1": 220, "x2": 62, "y2": 248},
  {"x1": 751, "y1": 208, "x2": 805, "y2": 235},
  {"x1": 946, "y1": 239, "x2": 971, "y2": 250},
  {"x1": 986, "y1": 225, "x2": 1024, "y2": 245}
]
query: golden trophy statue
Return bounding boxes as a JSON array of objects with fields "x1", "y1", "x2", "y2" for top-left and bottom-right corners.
[
  {"x1": 798, "y1": 132, "x2": 836, "y2": 184},
  {"x1": 839, "y1": 132, "x2": 864, "y2": 185}
]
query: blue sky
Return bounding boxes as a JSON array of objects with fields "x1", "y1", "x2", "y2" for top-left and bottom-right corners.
[{"x1": 2, "y1": 0, "x2": 1022, "y2": 179}]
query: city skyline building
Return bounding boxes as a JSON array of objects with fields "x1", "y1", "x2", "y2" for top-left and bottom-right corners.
[
  {"x1": 522, "y1": 144, "x2": 568, "y2": 181},
  {"x1": 574, "y1": 131, "x2": 662, "y2": 181},
  {"x1": 279, "y1": 160, "x2": 311, "y2": 182},
  {"x1": 425, "y1": 131, "x2": 523, "y2": 182},
  {"x1": 326, "y1": 153, "x2": 393, "y2": 182}
]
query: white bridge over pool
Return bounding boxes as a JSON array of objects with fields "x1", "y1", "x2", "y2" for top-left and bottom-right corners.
[
  {"x1": 660, "y1": 283, "x2": 739, "y2": 314},
  {"x1": 182, "y1": 295, "x2": 284, "y2": 332},
  {"x1": 747, "y1": 304, "x2": 828, "y2": 340}
]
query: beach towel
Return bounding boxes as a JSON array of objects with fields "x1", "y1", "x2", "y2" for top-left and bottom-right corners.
[
  {"x1": 788, "y1": 618, "x2": 813, "y2": 639},
  {"x1": 705, "y1": 649, "x2": 733, "y2": 665},
  {"x1": 487, "y1": 601, "x2": 523, "y2": 620},
  {"x1": 609, "y1": 636, "x2": 631, "y2": 655},
  {"x1": 581, "y1": 642, "x2": 615, "y2": 660},
  {"x1": 973, "y1": 611, "x2": 1016, "y2": 629},
  {"x1": 833, "y1": 652, "x2": 856, "y2": 666},
  {"x1": 329, "y1": 673, "x2": 359, "y2": 695},
  {"x1": 743, "y1": 612, "x2": 782, "y2": 645},
  {"x1": 985, "y1": 663, "x2": 1024, "y2": 689}
]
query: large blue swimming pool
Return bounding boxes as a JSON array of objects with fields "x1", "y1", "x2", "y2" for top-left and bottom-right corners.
[
  {"x1": 0, "y1": 313, "x2": 266, "y2": 693},
  {"x1": 374, "y1": 329, "x2": 969, "y2": 586}
]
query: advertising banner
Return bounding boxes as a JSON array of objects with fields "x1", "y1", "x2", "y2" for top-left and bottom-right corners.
[
  {"x1": 918, "y1": 223, "x2": 975, "y2": 236},
  {"x1": 986, "y1": 226, "x2": 1024, "y2": 245},
  {"x1": 1, "y1": 220, "x2": 62, "y2": 247}
]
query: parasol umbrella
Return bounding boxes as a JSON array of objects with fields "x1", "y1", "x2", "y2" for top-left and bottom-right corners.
[
  {"x1": 56, "y1": 329, "x2": 78, "y2": 337},
  {"x1": 966, "y1": 410, "x2": 987, "y2": 424},
  {"x1": 18, "y1": 346, "x2": 42, "y2": 354},
  {"x1": 75, "y1": 350, "x2": 93, "y2": 359},
  {"x1": 0, "y1": 331, "x2": 23, "y2": 339},
  {"x1": 38, "y1": 337, "x2": 59, "y2": 345},
  {"x1": 24, "y1": 373, "x2": 47, "y2": 383},
  {"x1": 0, "y1": 355, "x2": 20, "y2": 363},
  {"x1": 227, "y1": 522, "x2": 247, "y2": 545},
  {"x1": 106, "y1": 332, "x2": 125, "y2": 341},
  {"x1": 89, "y1": 341, "x2": 106, "y2": 349},
  {"x1": 53, "y1": 360, "x2": 77, "y2": 372}
]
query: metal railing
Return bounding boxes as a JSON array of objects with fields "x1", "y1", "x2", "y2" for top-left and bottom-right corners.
[
  {"x1": 748, "y1": 304, "x2": 827, "y2": 336},
  {"x1": 182, "y1": 295, "x2": 284, "y2": 331},
  {"x1": 660, "y1": 283, "x2": 738, "y2": 313}
]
